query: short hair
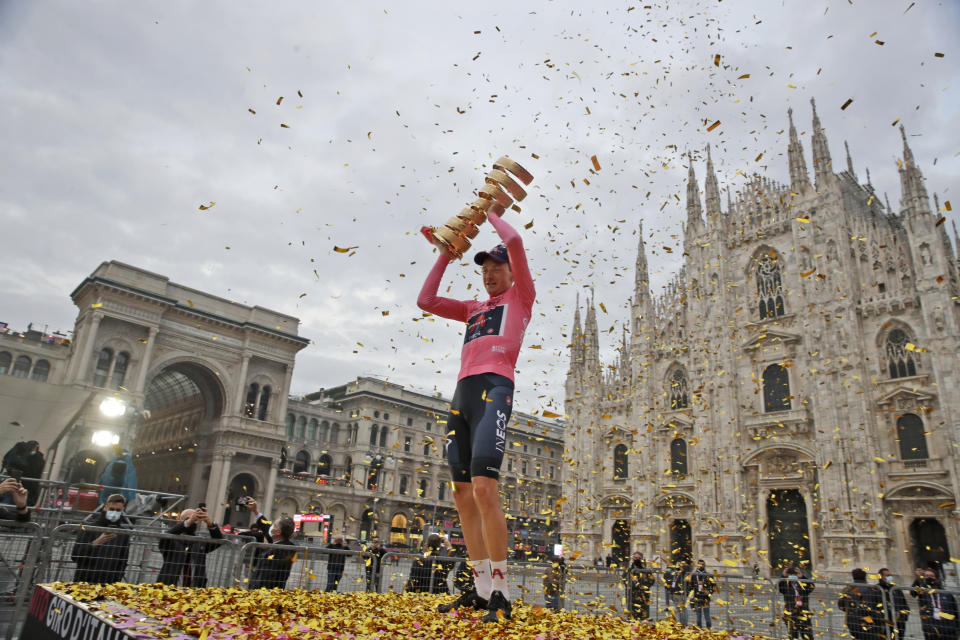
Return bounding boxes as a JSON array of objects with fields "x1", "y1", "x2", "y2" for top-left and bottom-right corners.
[
  {"x1": 879, "y1": 567, "x2": 890, "y2": 574},
  {"x1": 426, "y1": 533, "x2": 442, "y2": 551},
  {"x1": 105, "y1": 494, "x2": 126, "y2": 505},
  {"x1": 785, "y1": 567, "x2": 799, "y2": 576},
  {"x1": 851, "y1": 568, "x2": 867, "y2": 581},
  {"x1": 277, "y1": 517, "x2": 295, "y2": 539}
]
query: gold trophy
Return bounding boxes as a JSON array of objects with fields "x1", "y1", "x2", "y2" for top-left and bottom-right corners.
[{"x1": 421, "y1": 156, "x2": 534, "y2": 259}]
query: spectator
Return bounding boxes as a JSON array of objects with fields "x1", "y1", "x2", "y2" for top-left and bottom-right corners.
[
  {"x1": 2, "y1": 442, "x2": 43, "y2": 506},
  {"x1": 779, "y1": 567, "x2": 815, "y2": 640},
  {"x1": 0, "y1": 477, "x2": 30, "y2": 522},
  {"x1": 543, "y1": 556, "x2": 567, "y2": 611},
  {"x1": 406, "y1": 534, "x2": 451, "y2": 594},
  {"x1": 71, "y1": 494, "x2": 131, "y2": 584},
  {"x1": 593, "y1": 556, "x2": 604, "y2": 569},
  {"x1": 839, "y1": 568, "x2": 887, "y2": 640},
  {"x1": 235, "y1": 498, "x2": 272, "y2": 566},
  {"x1": 157, "y1": 506, "x2": 224, "y2": 587},
  {"x1": 363, "y1": 538, "x2": 386, "y2": 592},
  {"x1": 878, "y1": 568, "x2": 910, "y2": 640},
  {"x1": 663, "y1": 562, "x2": 689, "y2": 625},
  {"x1": 915, "y1": 570, "x2": 959, "y2": 640},
  {"x1": 686, "y1": 559, "x2": 716, "y2": 629},
  {"x1": 250, "y1": 517, "x2": 297, "y2": 589},
  {"x1": 325, "y1": 536, "x2": 348, "y2": 592},
  {"x1": 626, "y1": 551, "x2": 654, "y2": 620}
]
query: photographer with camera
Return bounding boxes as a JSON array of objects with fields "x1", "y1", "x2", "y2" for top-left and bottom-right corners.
[{"x1": 157, "y1": 505, "x2": 224, "y2": 587}]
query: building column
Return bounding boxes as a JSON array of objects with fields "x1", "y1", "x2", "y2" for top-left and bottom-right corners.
[
  {"x1": 234, "y1": 355, "x2": 250, "y2": 416},
  {"x1": 204, "y1": 453, "x2": 230, "y2": 512},
  {"x1": 187, "y1": 459, "x2": 206, "y2": 507},
  {"x1": 263, "y1": 458, "x2": 280, "y2": 515},
  {"x1": 71, "y1": 312, "x2": 103, "y2": 384},
  {"x1": 134, "y1": 326, "x2": 159, "y2": 396}
]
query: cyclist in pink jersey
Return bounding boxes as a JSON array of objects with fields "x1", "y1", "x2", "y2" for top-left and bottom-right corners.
[{"x1": 417, "y1": 210, "x2": 534, "y2": 622}]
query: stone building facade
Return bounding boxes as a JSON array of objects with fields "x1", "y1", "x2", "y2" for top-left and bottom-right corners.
[
  {"x1": 276, "y1": 377, "x2": 564, "y2": 554},
  {"x1": 562, "y1": 100, "x2": 960, "y2": 578}
]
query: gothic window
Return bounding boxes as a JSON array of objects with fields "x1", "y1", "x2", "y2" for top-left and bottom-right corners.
[
  {"x1": 438, "y1": 481, "x2": 446, "y2": 501},
  {"x1": 423, "y1": 442, "x2": 430, "y2": 456},
  {"x1": 756, "y1": 254, "x2": 786, "y2": 319},
  {"x1": 307, "y1": 418, "x2": 318, "y2": 441},
  {"x1": 404, "y1": 436, "x2": 411, "y2": 453},
  {"x1": 418, "y1": 479, "x2": 428, "y2": 498},
  {"x1": 319, "y1": 421, "x2": 329, "y2": 442},
  {"x1": 285, "y1": 414, "x2": 295, "y2": 438},
  {"x1": 367, "y1": 457, "x2": 383, "y2": 490},
  {"x1": 295, "y1": 416, "x2": 306, "y2": 441},
  {"x1": 399, "y1": 475, "x2": 409, "y2": 495},
  {"x1": 762, "y1": 363, "x2": 792, "y2": 412},
  {"x1": 316, "y1": 454, "x2": 332, "y2": 476},
  {"x1": 330, "y1": 424, "x2": 340, "y2": 444},
  {"x1": 0, "y1": 352, "x2": 10, "y2": 375},
  {"x1": 109, "y1": 352, "x2": 129, "y2": 389},
  {"x1": 379, "y1": 427, "x2": 388, "y2": 448},
  {"x1": 613, "y1": 444, "x2": 628, "y2": 480},
  {"x1": 670, "y1": 438, "x2": 688, "y2": 476},
  {"x1": 896, "y1": 414, "x2": 929, "y2": 460},
  {"x1": 369, "y1": 425, "x2": 379, "y2": 447},
  {"x1": 342, "y1": 456, "x2": 352, "y2": 482},
  {"x1": 11, "y1": 355, "x2": 31, "y2": 379},
  {"x1": 92, "y1": 348, "x2": 113, "y2": 387},
  {"x1": 30, "y1": 359, "x2": 50, "y2": 382},
  {"x1": 257, "y1": 385, "x2": 271, "y2": 420},
  {"x1": 885, "y1": 329, "x2": 918, "y2": 379},
  {"x1": 669, "y1": 368, "x2": 689, "y2": 409},
  {"x1": 244, "y1": 383, "x2": 259, "y2": 418}
]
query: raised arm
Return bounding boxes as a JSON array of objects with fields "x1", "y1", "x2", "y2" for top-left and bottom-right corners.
[
  {"x1": 487, "y1": 212, "x2": 535, "y2": 304},
  {"x1": 417, "y1": 254, "x2": 470, "y2": 322}
]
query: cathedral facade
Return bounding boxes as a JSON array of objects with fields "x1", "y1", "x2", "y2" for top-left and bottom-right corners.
[{"x1": 562, "y1": 100, "x2": 959, "y2": 578}]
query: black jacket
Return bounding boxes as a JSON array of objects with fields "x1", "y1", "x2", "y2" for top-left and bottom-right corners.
[
  {"x1": 878, "y1": 579, "x2": 909, "y2": 620},
  {"x1": 626, "y1": 563, "x2": 654, "y2": 604},
  {"x1": 157, "y1": 520, "x2": 224, "y2": 587},
  {"x1": 71, "y1": 515, "x2": 131, "y2": 584},
  {"x1": 778, "y1": 577, "x2": 816, "y2": 611},
  {"x1": 839, "y1": 582, "x2": 886, "y2": 636},
  {"x1": 686, "y1": 569, "x2": 716, "y2": 605},
  {"x1": 406, "y1": 551, "x2": 451, "y2": 594},
  {"x1": 917, "y1": 586, "x2": 959, "y2": 639},
  {"x1": 663, "y1": 567, "x2": 687, "y2": 595},
  {"x1": 250, "y1": 538, "x2": 297, "y2": 589},
  {"x1": 326, "y1": 542, "x2": 348, "y2": 574}
]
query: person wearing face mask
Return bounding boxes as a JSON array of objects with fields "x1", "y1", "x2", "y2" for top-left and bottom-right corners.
[
  {"x1": 71, "y1": 494, "x2": 131, "y2": 584},
  {"x1": 878, "y1": 568, "x2": 910, "y2": 640},
  {"x1": 916, "y1": 570, "x2": 959, "y2": 640},
  {"x1": 250, "y1": 517, "x2": 297, "y2": 589},
  {"x1": 157, "y1": 505, "x2": 224, "y2": 587},
  {"x1": 778, "y1": 567, "x2": 815, "y2": 640}
]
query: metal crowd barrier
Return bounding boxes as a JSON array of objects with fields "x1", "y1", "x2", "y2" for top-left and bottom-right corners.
[
  {"x1": 36, "y1": 523, "x2": 248, "y2": 588},
  {"x1": 0, "y1": 520, "x2": 43, "y2": 639},
  {"x1": 235, "y1": 542, "x2": 372, "y2": 593}
]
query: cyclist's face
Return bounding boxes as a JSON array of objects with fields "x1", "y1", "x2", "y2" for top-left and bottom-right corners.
[{"x1": 482, "y1": 259, "x2": 512, "y2": 296}]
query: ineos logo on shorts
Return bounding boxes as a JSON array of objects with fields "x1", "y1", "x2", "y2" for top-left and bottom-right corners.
[{"x1": 495, "y1": 409, "x2": 507, "y2": 453}]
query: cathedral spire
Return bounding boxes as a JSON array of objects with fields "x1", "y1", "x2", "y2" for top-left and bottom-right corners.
[
  {"x1": 844, "y1": 140, "x2": 855, "y2": 179},
  {"x1": 898, "y1": 125, "x2": 931, "y2": 216},
  {"x1": 810, "y1": 98, "x2": 834, "y2": 190},
  {"x1": 568, "y1": 292, "x2": 584, "y2": 376},
  {"x1": 787, "y1": 107, "x2": 811, "y2": 192},
  {"x1": 686, "y1": 152, "x2": 704, "y2": 231},
  {"x1": 633, "y1": 221, "x2": 653, "y2": 335},
  {"x1": 703, "y1": 144, "x2": 721, "y2": 222},
  {"x1": 584, "y1": 288, "x2": 600, "y2": 373}
]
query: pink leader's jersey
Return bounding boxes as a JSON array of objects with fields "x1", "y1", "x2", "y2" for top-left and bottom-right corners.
[{"x1": 416, "y1": 213, "x2": 536, "y2": 382}]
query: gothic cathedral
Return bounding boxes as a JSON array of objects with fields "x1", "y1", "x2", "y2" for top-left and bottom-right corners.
[{"x1": 562, "y1": 99, "x2": 959, "y2": 578}]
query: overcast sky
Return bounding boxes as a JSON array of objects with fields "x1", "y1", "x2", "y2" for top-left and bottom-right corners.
[{"x1": 1, "y1": 1, "x2": 957, "y2": 414}]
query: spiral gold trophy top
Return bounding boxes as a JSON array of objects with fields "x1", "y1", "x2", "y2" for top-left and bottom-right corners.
[{"x1": 420, "y1": 156, "x2": 534, "y2": 260}]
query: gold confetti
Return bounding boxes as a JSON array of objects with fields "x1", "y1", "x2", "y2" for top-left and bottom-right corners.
[
  {"x1": 591, "y1": 155, "x2": 601, "y2": 171},
  {"x1": 334, "y1": 246, "x2": 358, "y2": 253},
  {"x1": 840, "y1": 98, "x2": 853, "y2": 110},
  {"x1": 198, "y1": 202, "x2": 216, "y2": 210},
  {"x1": 706, "y1": 120, "x2": 721, "y2": 132}
]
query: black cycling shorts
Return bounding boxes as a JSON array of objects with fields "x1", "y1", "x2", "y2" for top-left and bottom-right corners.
[{"x1": 445, "y1": 373, "x2": 514, "y2": 481}]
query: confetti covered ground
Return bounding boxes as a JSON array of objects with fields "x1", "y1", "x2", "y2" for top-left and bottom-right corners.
[{"x1": 49, "y1": 582, "x2": 762, "y2": 640}]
